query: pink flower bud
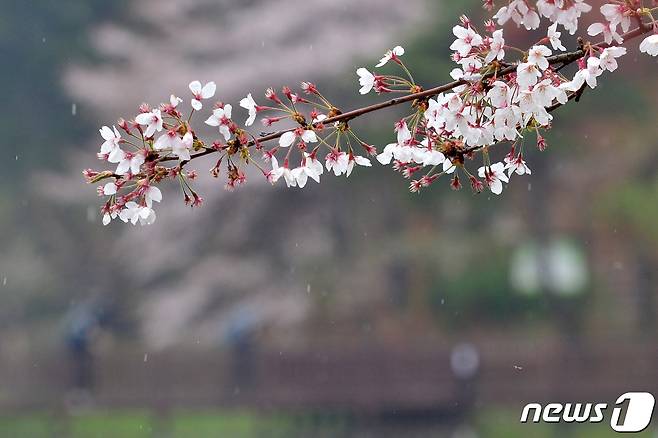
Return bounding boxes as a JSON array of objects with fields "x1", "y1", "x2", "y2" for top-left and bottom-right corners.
[
  {"x1": 469, "y1": 176, "x2": 484, "y2": 193},
  {"x1": 300, "y1": 81, "x2": 318, "y2": 94},
  {"x1": 450, "y1": 174, "x2": 462, "y2": 190}
]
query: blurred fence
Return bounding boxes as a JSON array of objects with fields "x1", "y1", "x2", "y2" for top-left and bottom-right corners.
[{"x1": 1, "y1": 341, "x2": 657, "y2": 414}]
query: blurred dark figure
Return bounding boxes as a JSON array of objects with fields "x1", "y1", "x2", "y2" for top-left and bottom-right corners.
[
  {"x1": 225, "y1": 309, "x2": 259, "y2": 394},
  {"x1": 65, "y1": 299, "x2": 111, "y2": 392}
]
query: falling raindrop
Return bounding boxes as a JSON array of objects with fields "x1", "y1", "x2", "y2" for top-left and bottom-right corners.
[
  {"x1": 42, "y1": 37, "x2": 46, "y2": 43},
  {"x1": 71, "y1": 103, "x2": 77, "y2": 116},
  {"x1": 2, "y1": 277, "x2": 6, "y2": 286},
  {"x1": 306, "y1": 284, "x2": 311, "y2": 294},
  {"x1": 143, "y1": 353, "x2": 148, "y2": 362},
  {"x1": 87, "y1": 206, "x2": 96, "y2": 222}
]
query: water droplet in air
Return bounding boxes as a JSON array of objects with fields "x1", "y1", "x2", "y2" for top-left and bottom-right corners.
[
  {"x1": 86, "y1": 206, "x2": 96, "y2": 222},
  {"x1": 72, "y1": 103, "x2": 77, "y2": 116}
]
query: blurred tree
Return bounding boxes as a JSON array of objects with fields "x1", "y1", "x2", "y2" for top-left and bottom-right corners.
[{"x1": 0, "y1": 0, "x2": 126, "y2": 186}]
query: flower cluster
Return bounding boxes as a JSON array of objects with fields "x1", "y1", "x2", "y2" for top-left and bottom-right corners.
[{"x1": 85, "y1": 0, "x2": 658, "y2": 225}]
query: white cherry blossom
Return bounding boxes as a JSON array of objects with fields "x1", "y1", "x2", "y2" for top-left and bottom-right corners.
[
  {"x1": 102, "y1": 212, "x2": 116, "y2": 226},
  {"x1": 494, "y1": 1, "x2": 540, "y2": 30},
  {"x1": 443, "y1": 159, "x2": 457, "y2": 174},
  {"x1": 450, "y1": 25, "x2": 484, "y2": 56},
  {"x1": 376, "y1": 46, "x2": 405, "y2": 67},
  {"x1": 154, "y1": 130, "x2": 181, "y2": 151},
  {"x1": 268, "y1": 156, "x2": 296, "y2": 187},
  {"x1": 135, "y1": 109, "x2": 163, "y2": 138},
  {"x1": 346, "y1": 155, "x2": 372, "y2": 177},
  {"x1": 487, "y1": 81, "x2": 512, "y2": 108},
  {"x1": 532, "y1": 79, "x2": 561, "y2": 107},
  {"x1": 478, "y1": 162, "x2": 509, "y2": 195},
  {"x1": 292, "y1": 153, "x2": 323, "y2": 187},
  {"x1": 205, "y1": 105, "x2": 233, "y2": 141},
  {"x1": 527, "y1": 45, "x2": 552, "y2": 70},
  {"x1": 587, "y1": 22, "x2": 622, "y2": 45},
  {"x1": 450, "y1": 57, "x2": 483, "y2": 81},
  {"x1": 504, "y1": 154, "x2": 532, "y2": 177},
  {"x1": 485, "y1": 29, "x2": 505, "y2": 63},
  {"x1": 566, "y1": 57, "x2": 602, "y2": 90},
  {"x1": 548, "y1": 23, "x2": 565, "y2": 51},
  {"x1": 239, "y1": 93, "x2": 258, "y2": 126},
  {"x1": 153, "y1": 130, "x2": 193, "y2": 161},
  {"x1": 419, "y1": 139, "x2": 446, "y2": 166},
  {"x1": 102, "y1": 182, "x2": 117, "y2": 196},
  {"x1": 144, "y1": 186, "x2": 163, "y2": 207},
  {"x1": 170, "y1": 94, "x2": 182, "y2": 108},
  {"x1": 357, "y1": 68, "x2": 376, "y2": 94},
  {"x1": 376, "y1": 143, "x2": 397, "y2": 165},
  {"x1": 599, "y1": 46, "x2": 626, "y2": 72},
  {"x1": 516, "y1": 62, "x2": 542, "y2": 89},
  {"x1": 99, "y1": 126, "x2": 122, "y2": 161},
  {"x1": 395, "y1": 120, "x2": 412, "y2": 145},
  {"x1": 600, "y1": 3, "x2": 631, "y2": 33},
  {"x1": 189, "y1": 80, "x2": 216, "y2": 111},
  {"x1": 640, "y1": 35, "x2": 658, "y2": 57},
  {"x1": 173, "y1": 132, "x2": 194, "y2": 161},
  {"x1": 493, "y1": 106, "x2": 522, "y2": 141},
  {"x1": 116, "y1": 150, "x2": 145, "y2": 176},
  {"x1": 279, "y1": 129, "x2": 318, "y2": 148},
  {"x1": 119, "y1": 202, "x2": 156, "y2": 226},
  {"x1": 325, "y1": 151, "x2": 350, "y2": 176}
]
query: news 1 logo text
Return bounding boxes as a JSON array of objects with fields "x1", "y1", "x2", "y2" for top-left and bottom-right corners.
[{"x1": 520, "y1": 392, "x2": 655, "y2": 433}]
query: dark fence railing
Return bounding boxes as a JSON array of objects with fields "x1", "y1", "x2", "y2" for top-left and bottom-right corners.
[{"x1": 1, "y1": 341, "x2": 657, "y2": 413}]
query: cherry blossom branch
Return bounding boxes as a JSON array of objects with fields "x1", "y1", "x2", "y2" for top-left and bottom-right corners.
[
  {"x1": 161, "y1": 22, "x2": 652, "y2": 166},
  {"x1": 86, "y1": 1, "x2": 658, "y2": 226}
]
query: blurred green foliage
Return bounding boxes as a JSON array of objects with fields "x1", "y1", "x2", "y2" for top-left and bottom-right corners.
[
  {"x1": 597, "y1": 180, "x2": 658, "y2": 245},
  {"x1": 479, "y1": 408, "x2": 655, "y2": 438},
  {"x1": 0, "y1": 0, "x2": 125, "y2": 186},
  {"x1": 429, "y1": 251, "x2": 549, "y2": 328},
  {"x1": 2, "y1": 409, "x2": 655, "y2": 437}
]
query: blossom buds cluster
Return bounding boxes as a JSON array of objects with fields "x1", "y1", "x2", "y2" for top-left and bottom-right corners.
[{"x1": 85, "y1": 0, "x2": 658, "y2": 225}]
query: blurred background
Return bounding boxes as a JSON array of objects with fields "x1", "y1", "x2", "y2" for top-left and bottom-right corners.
[{"x1": 1, "y1": 0, "x2": 658, "y2": 436}]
